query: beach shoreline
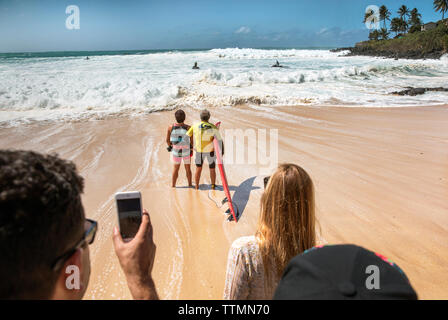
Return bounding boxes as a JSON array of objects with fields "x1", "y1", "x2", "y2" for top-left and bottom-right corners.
[
  {"x1": 2, "y1": 48, "x2": 448, "y2": 125},
  {"x1": 0, "y1": 104, "x2": 447, "y2": 299}
]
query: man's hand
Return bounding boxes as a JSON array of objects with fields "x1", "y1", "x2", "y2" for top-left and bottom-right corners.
[{"x1": 113, "y1": 209, "x2": 159, "y2": 300}]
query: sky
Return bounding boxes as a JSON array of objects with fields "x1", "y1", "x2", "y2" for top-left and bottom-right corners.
[{"x1": 0, "y1": 0, "x2": 443, "y2": 52}]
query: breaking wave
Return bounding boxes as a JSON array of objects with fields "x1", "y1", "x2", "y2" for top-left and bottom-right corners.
[{"x1": 1, "y1": 48, "x2": 447, "y2": 126}]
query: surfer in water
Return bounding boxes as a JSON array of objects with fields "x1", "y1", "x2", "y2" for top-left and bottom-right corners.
[
  {"x1": 187, "y1": 109, "x2": 224, "y2": 190},
  {"x1": 192, "y1": 62, "x2": 200, "y2": 69},
  {"x1": 166, "y1": 109, "x2": 193, "y2": 187},
  {"x1": 272, "y1": 60, "x2": 282, "y2": 67}
]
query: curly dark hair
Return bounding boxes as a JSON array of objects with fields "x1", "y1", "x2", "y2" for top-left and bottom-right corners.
[{"x1": 0, "y1": 150, "x2": 85, "y2": 299}]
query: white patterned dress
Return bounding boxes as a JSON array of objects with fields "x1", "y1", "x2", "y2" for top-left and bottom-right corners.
[{"x1": 223, "y1": 235, "x2": 278, "y2": 300}]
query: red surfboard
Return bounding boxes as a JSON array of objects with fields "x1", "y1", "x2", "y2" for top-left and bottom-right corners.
[{"x1": 214, "y1": 122, "x2": 238, "y2": 222}]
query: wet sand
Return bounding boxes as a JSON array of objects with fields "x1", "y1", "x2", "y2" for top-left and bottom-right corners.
[{"x1": 0, "y1": 104, "x2": 447, "y2": 299}]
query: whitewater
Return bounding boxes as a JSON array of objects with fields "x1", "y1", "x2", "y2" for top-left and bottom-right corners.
[{"x1": 1, "y1": 48, "x2": 447, "y2": 126}]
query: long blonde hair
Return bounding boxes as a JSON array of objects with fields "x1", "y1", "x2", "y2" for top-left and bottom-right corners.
[{"x1": 256, "y1": 163, "x2": 316, "y2": 288}]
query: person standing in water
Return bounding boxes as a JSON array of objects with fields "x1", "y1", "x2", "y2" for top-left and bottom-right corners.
[
  {"x1": 192, "y1": 62, "x2": 200, "y2": 69},
  {"x1": 166, "y1": 110, "x2": 193, "y2": 187}
]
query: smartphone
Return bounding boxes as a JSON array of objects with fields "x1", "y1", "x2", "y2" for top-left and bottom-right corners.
[{"x1": 115, "y1": 191, "x2": 142, "y2": 240}]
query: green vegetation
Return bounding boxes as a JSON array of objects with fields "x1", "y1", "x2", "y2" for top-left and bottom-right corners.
[
  {"x1": 365, "y1": 4, "x2": 421, "y2": 38},
  {"x1": 434, "y1": 0, "x2": 448, "y2": 20},
  {"x1": 357, "y1": 22, "x2": 448, "y2": 57},
  {"x1": 379, "y1": 5, "x2": 391, "y2": 29},
  {"x1": 358, "y1": 2, "x2": 448, "y2": 58}
]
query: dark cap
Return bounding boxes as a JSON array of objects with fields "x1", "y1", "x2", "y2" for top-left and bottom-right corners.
[{"x1": 273, "y1": 244, "x2": 418, "y2": 300}]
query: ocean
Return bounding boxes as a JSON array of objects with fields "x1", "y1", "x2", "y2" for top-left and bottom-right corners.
[{"x1": 1, "y1": 48, "x2": 447, "y2": 126}]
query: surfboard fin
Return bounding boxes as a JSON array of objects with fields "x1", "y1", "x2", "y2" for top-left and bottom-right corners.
[
  {"x1": 227, "y1": 210, "x2": 240, "y2": 222},
  {"x1": 222, "y1": 197, "x2": 228, "y2": 204},
  {"x1": 226, "y1": 207, "x2": 240, "y2": 222}
]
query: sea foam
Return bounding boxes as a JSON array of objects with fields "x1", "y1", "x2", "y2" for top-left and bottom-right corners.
[{"x1": 0, "y1": 48, "x2": 447, "y2": 126}]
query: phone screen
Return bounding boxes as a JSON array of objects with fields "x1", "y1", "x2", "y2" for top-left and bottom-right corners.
[{"x1": 117, "y1": 198, "x2": 142, "y2": 239}]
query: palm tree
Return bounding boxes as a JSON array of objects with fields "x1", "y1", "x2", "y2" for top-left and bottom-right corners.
[
  {"x1": 369, "y1": 30, "x2": 380, "y2": 41},
  {"x1": 399, "y1": 19, "x2": 408, "y2": 34},
  {"x1": 398, "y1": 5, "x2": 410, "y2": 20},
  {"x1": 407, "y1": 8, "x2": 423, "y2": 33},
  {"x1": 380, "y1": 28, "x2": 390, "y2": 40},
  {"x1": 379, "y1": 5, "x2": 391, "y2": 29},
  {"x1": 410, "y1": 8, "x2": 422, "y2": 26},
  {"x1": 390, "y1": 17, "x2": 402, "y2": 36},
  {"x1": 434, "y1": 0, "x2": 448, "y2": 20},
  {"x1": 398, "y1": 5, "x2": 411, "y2": 31},
  {"x1": 363, "y1": 8, "x2": 375, "y2": 29}
]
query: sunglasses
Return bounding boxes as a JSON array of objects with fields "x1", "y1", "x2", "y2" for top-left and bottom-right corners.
[
  {"x1": 264, "y1": 176, "x2": 270, "y2": 189},
  {"x1": 51, "y1": 219, "x2": 98, "y2": 271}
]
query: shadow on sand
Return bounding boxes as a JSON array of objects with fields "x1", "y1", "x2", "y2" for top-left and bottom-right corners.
[
  {"x1": 175, "y1": 177, "x2": 260, "y2": 222},
  {"x1": 230, "y1": 176, "x2": 260, "y2": 222}
]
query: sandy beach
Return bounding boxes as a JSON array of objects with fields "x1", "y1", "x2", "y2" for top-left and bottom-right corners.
[{"x1": 0, "y1": 104, "x2": 447, "y2": 299}]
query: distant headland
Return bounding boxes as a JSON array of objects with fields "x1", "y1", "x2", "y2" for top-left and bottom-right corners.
[{"x1": 333, "y1": 2, "x2": 448, "y2": 60}]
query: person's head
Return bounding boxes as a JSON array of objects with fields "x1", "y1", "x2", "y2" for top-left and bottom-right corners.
[
  {"x1": 274, "y1": 244, "x2": 418, "y2": 300},
  {"x1": 175, "y1": 109, "x2": 186, "y2": 123},
  {"x1": 256, "y1": 163, "x2": 316, "y2": 285},
  {"x1": 0, "y1": 150, "x2": 91, "y2": 300},
  {"x1": 200, "y1": 109, "x2": 211, "y2": 122}
]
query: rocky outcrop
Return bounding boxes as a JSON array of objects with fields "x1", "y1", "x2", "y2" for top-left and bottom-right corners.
[
  {"x1": 331, "y1": 47, "x2": 445, "y2": 60},
  {"x1": 390, "y1": 87, "x2": 448, "y2": 96}
]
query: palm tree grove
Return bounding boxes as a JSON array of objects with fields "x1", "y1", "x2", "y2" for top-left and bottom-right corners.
[{"x1": 353, "y1": 1, "x2": 448, "y2": 59}]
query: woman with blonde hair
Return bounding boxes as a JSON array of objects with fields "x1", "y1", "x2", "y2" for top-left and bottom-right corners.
[{"x1": 223, "y1": 163, "x2": 316, "y2": 299}]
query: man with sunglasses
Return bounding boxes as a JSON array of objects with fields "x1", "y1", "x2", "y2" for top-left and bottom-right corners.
[{"x1": 0, "y1": 150, "x2": 158, "y2": 300}]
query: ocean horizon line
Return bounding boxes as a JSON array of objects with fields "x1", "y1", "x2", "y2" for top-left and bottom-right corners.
[{"x1": 0, "y1": 46, "x2": 338, "y2": 58}]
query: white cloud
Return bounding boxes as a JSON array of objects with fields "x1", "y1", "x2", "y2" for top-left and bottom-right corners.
[
  {"x1": 317, "y1": 28, "x2": 329, "y2": 35},
  {"x1": 235, "y1": 26, "x2": 251, "y2": 34}
]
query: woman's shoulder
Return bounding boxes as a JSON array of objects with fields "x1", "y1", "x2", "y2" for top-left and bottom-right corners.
[
  {"x1": 231, "y1": 235, "x2": 259, "y2": 252},
  {"x1": 229, "y1": 236, "x2": 263, "y2": 271}
]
